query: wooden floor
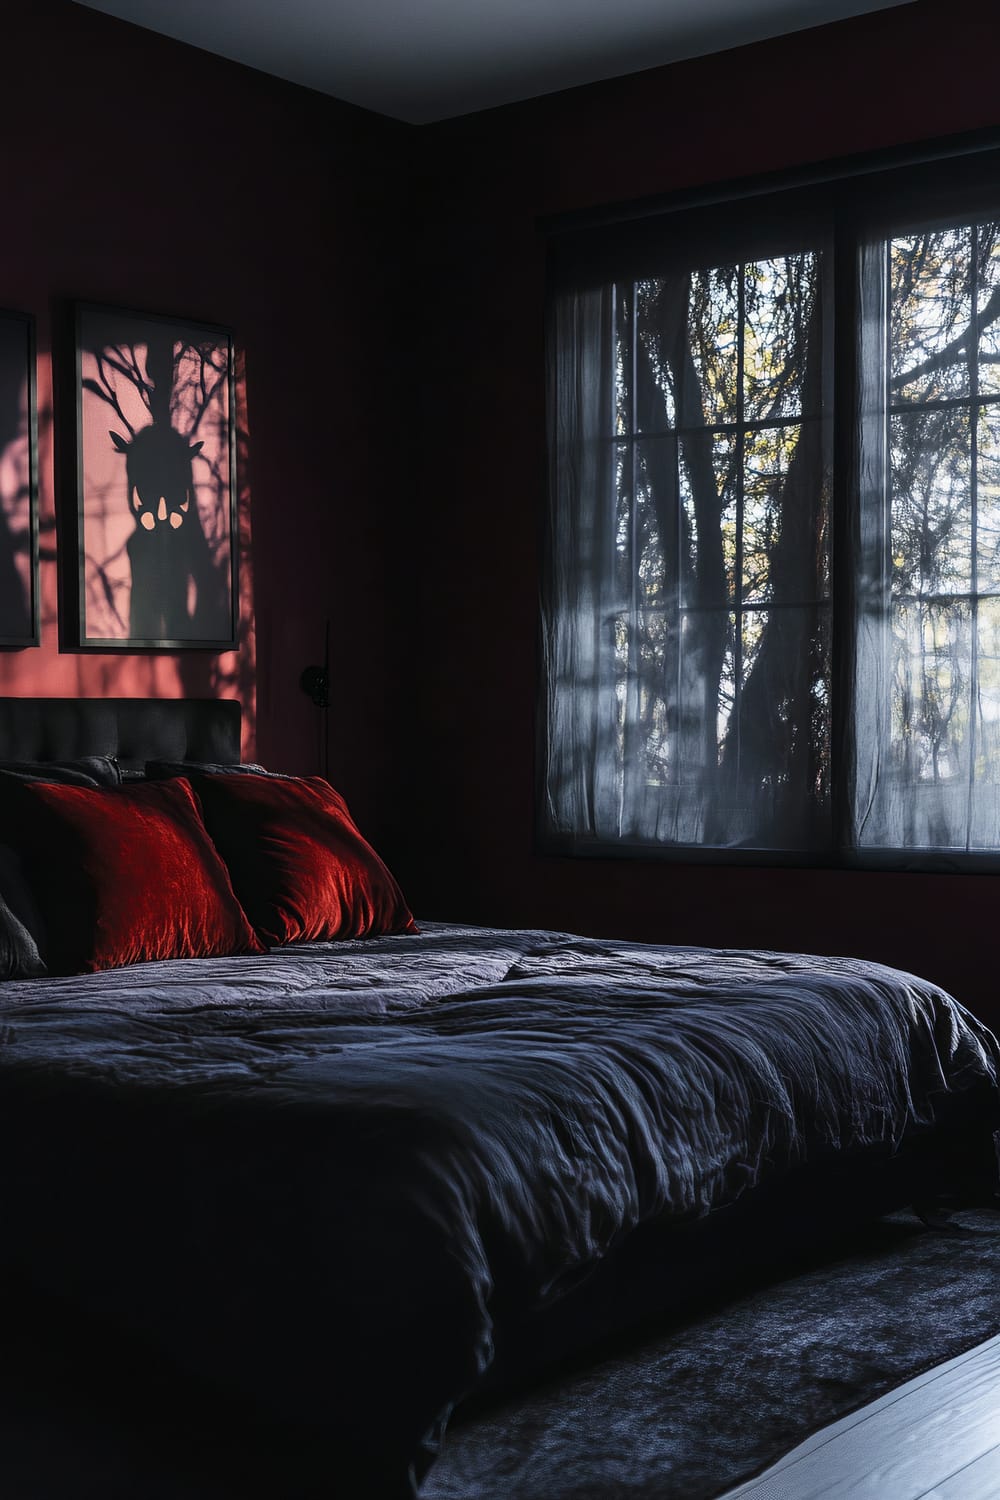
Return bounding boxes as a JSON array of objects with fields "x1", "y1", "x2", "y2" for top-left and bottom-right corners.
[{"x1": 719, "y1": 1333, "x2": 1000, "y2": 1499}]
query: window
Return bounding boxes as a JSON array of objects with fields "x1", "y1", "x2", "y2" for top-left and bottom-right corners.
[
  {"x1": 854, "y1": 222, "x2": 1000, "y2": 853},
  {"x1": 541, "y1": 144, "x2": 1000, "y2": 866}
]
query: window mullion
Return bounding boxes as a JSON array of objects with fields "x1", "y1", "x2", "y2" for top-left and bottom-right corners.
[
  {"x1": 622, "y1": 283, "x2": 642, "y2": 836},
  {"x1": 830, "y1": 219, "x2": 861, "y2": 856},
  {"x1": 967, "y1": 228, "x2": 981, "y2": 851},
  {"x1": 734, "y1": 267, "x2": 745, "y2": 780}
]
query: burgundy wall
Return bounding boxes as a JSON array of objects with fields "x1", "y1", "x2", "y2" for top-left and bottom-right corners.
[
  {"x1": 6, "y1": 1, "x2": 1000, "y2": 1025},
  {"x1": 395, "y1": 0, "x2": 1000, "y2": 1026},
  {"x1": 0, "y1": 0, "x2": 407, "y2": 825}
]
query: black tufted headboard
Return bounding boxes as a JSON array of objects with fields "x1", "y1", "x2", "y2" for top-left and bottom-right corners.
[{"x1": 0, "y1": 698, "x2": 242, "y2": 772}]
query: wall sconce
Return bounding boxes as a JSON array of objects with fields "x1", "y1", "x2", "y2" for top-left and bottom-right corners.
[
  {"x1": 300, "y1": 620, "x2": 330, "y2": 708},
  {"x1": 300, "y1": 621, "x2": 331, "y2": 780},
  {"x1": 300, "y1": 663, "x2": 329, "y2": 708}
]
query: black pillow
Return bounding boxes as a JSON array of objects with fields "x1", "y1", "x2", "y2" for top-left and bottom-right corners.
[
  {"x1": 0, "y1": 844, "x2": 43, "y2": 941},
  {"x1": 0, "y1": 846, "x2": 45, "y2": 978},
  {"x1": 0, "y1": 891, "x2": 45, "y2": 978},
  {"x1": 0, "y1": 759, "x2": 121, "y2": 974},
  {"x1": 145, "y1": 759, "x2": 281, "y2": 779},
  {"x1": 0, "y1": 756, "x2": 122, "y2": 788},
  {"x1": 116, "y1": 765, "x2": 147, "y2": 783}
]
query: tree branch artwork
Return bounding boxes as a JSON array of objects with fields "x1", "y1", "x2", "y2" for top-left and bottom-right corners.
[
  {"x1": 76, "y1": 305, "x2": 236, "y2": 649},
  {"x1": 0, "y1": 312, "x2": 36, "y2": 645}
]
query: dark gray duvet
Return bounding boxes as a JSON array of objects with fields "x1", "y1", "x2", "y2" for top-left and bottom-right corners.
[{"x1": 0, "y1": 922, "x2": 996, "y2": 1497}]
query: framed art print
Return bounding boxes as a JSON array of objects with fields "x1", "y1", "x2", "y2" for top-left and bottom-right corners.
[
  {"x1": 75, "y1": 303, "x2": 237, "y2": 649},
  {"x1": 0, "y1": 311, "x2": 38, "y2": 646}
]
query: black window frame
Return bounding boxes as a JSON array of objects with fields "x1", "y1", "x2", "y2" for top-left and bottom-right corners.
[{"x1": 539, "y1": 127, "x2": 1000, "y2": 875}]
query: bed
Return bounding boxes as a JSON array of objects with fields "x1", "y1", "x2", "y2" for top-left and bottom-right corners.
[{"x1": 0, "y1": 697, "x2": 996, "y2": 1499}]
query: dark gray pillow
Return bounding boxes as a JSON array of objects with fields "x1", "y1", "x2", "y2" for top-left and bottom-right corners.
[
  {"x1": 0, "y1": 844, "x2": 46, "y2": 976},
  {"x1": 145, "y1": 759, "x2": 283, "y2": 779},
  {"x1": 0, "y1": 762, "x2": 120, "y2": 975},
  {"x1": 0, "y1": 844, "x2": 45, "y2": 979},
  {"x1": 0, "y1": 756, "x2": 122, "y2": 788},
  {"x1": 116, "y1": 765, "x2": 148, "y2": 782},
  {"x1": 0, "y1": 895, "x2": 45, "y2": 977}
]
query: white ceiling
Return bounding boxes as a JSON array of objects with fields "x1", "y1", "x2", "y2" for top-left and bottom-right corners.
[{"x1": 73, "y1": 0, "x2": 914, "y2": 125}]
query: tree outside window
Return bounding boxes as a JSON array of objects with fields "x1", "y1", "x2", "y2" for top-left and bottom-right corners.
[{"x1": 543, "y1": 163, "x2": 1000, "y2": 864}]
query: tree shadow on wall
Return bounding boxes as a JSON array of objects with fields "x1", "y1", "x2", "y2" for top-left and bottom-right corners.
[{"x1": 0, "y1": 322, "x2": 33, "y2": 641}]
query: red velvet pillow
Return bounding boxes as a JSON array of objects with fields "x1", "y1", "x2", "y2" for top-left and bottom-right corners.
[
  {"x1": 8, "y1": 777, "x2": 266, "y2": 974},
  {"x1": 186, "y1": 773, "x2": 417, "y2": 946}
]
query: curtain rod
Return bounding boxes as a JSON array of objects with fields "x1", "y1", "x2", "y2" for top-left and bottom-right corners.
[{"x1": 537, "y1": 125, "x2": 1000, "y2": 238}]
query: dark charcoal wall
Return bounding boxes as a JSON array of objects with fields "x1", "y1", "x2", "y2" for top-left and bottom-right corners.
[
  {"x1": 0, "y1": 0, "x2": 409, "y2": 832},
  {"x1": 393, "y1": 0, "x2": 1000, "y2": 1027}
]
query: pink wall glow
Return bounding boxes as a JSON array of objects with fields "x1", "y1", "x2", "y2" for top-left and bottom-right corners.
[{"x1": 0, "y1": 0, "x2": 406, "y2": 804}]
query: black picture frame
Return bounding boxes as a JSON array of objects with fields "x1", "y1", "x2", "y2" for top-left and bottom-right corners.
[
  {"x1": 0, "y1": 311, "x2": 39, "y2": 647},
  {"x1": 74, "y1": 302, "x2": 238, "y2": 650}
]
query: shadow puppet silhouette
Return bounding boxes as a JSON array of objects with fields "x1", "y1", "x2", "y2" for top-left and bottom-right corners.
[
  {"x1": 110, "y1": 422, "x2": 226, "y2": 641},
  {"x1": 107, "y1": 330, "x2": 229, "y2": 642}
]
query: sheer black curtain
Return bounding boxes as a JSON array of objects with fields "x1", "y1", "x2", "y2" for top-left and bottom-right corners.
[
  {"x1": 543, "y1": 197, "x2": 834, "y2": 855},
  {"x1": 542, "y1": 137, "x2": 1000, "y2": 865},
  {"x1": 852, "y1": 208, "x2": 1000, "y2": 854}
]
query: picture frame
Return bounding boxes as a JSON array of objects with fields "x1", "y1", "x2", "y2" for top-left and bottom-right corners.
[
  {"x1": 0, "y1": 310, "x2": 38, "y2": 647},
  {"x1": 74, "y1": 302, "x2": 237, "y2": 650}
]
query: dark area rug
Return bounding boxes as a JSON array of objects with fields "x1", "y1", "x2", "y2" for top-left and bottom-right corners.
[
  {"x1": 2, "y1": 1209, "x2": 998, "y2": 1497},
  {"x1": 423, "y1": 1208, "x2": 1000, "y2": 1499}
]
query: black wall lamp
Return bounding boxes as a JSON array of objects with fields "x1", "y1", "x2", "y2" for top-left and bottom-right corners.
[
  {"x1": 300, "y1": 663, "x2": 329, "y2": 709},
  {"x1": 300, "y1": 620, "x2": 330, "y2": 708}
]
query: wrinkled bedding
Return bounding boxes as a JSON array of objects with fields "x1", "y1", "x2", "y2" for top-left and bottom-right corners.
[{"x1": 0, "y1": 923, "x2": 996, "y2": 1497}]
